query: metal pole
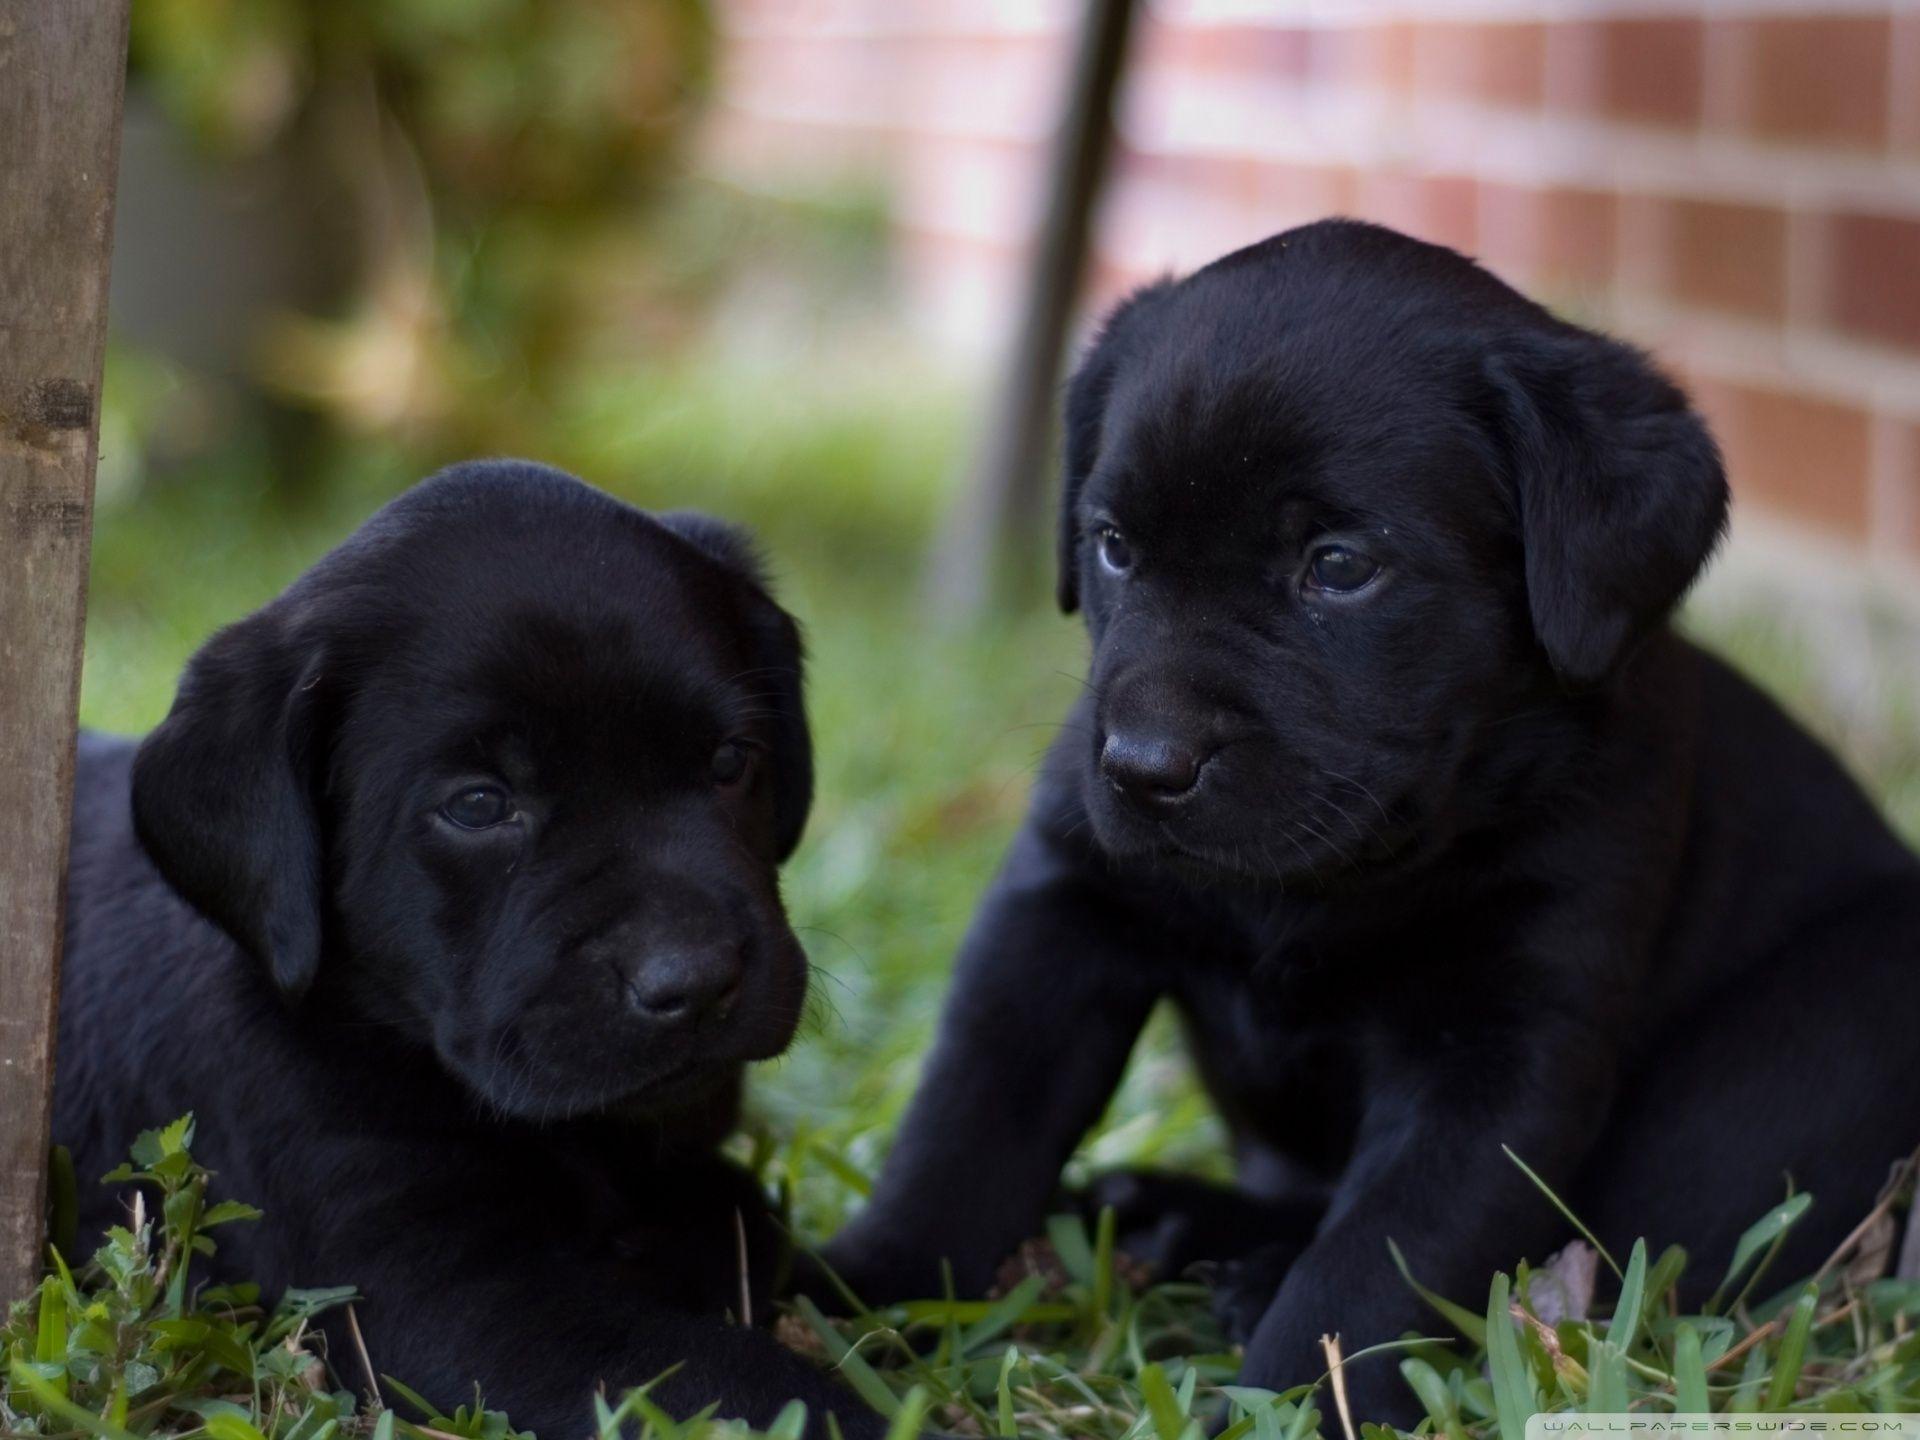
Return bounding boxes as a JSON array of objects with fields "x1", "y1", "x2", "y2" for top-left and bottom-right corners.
[{"x1": 929, "y1": 0, "x2": 1138, "y2": 616}]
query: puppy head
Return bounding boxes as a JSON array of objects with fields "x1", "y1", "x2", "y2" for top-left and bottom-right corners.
[
  {"x1": 132, "y1": 461, "x2": 814, "y2": 1121},
  {"x1": 1058, "y1": 220, "x2": 1726, "y2": 886}
]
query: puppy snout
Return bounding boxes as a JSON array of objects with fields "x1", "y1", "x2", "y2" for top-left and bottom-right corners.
[
  {"x1": 624, "y1": 946, "x2": 746, "y2": 1028},
  {"x1": 1101, "y1": 730, "x2": 1214, "y2": 808}
]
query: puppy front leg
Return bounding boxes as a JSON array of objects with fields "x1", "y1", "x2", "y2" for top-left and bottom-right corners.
[
  {"x1": 331, "y1": 1220, "x2": 889, "y2": 1438},
  {"x1": 822, "y1": 824, "x2": 1164, "y2": 1302},
  {"x1": 1236, "y1": 1030, "x2": 1615, "y2": 1425}
]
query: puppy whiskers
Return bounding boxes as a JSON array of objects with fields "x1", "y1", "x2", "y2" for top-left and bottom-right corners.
[
  {"x1": 792, "y1": 925, "x2": 868, "y2": 980},
  {"x1": 1275, "y1": 822, "x2": 1322, "y2": 886},
  {"x1": 1319, "y1": 767, "x2": 1393, "y2": 829},
  {"x1": 1051, "y1": 669, "x2": 1104, "y2": 703}
]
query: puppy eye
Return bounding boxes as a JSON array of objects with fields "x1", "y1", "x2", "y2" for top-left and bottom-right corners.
[
  {"x1": 1097, "y1": 526, "x2": 1133, "y2": 574},
  {"x1": 441, "y1": 786, "x2": 513, "y2": 830},
  {"x1": 1306, "y1": 545, "x2": 1380, "y2": 594},
  {"x1": 710, "y1": 739, "x2": 754, "y2": 787}
]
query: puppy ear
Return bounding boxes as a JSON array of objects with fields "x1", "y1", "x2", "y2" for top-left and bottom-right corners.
[
  {"x1": 656, "y1": 511, "x2": 815, "y2": 860},
  {"x1": 1492, "y1": 327, "x2": 1728, "y2": 687},
  {"x1": 723, "y1": 595, "x2": 812, "y2": 863},
  {"x1": 1058, "y1": 281, "x2": 1173, "y2": 613},
  {"x1": 654, "y1": 510, "x2": 770, "y2": 587},
  {"x1": 132, "y1": 613, "x2": 332, "y2": 999}
]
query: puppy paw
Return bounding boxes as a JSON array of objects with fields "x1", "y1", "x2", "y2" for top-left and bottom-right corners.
[
  {"x1": 784, "y1": 1247, "x2": 849, "y2": 1309},
  {"x1": 1210, "y1": 1241, "x2": 1300, "y2": 1342},
  {"x1": 801, "y1": 1241, "x2": 889, "y2": 1314},
  {"x1": 808, "y1": 1229, "x2": 953, "y2": 1313},
  {"x1": 1080, "y1": 1169, "x2": 1210, "y2": 1277},
  {"x1": 1078, "y1": 1169, "x2": 1319, "y2": 1283}
]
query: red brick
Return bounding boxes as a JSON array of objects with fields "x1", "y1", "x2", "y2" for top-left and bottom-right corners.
[
  {"x1": 1111, "y1": 145, "x2": 1181, "y2": 190},
  {"x1": 1252, "y1": 162, "x2": 1358, "y2": 228},
  {"x1": 1692, "y1": 380, "x2": 1873, "y2": 540},
  {"x1": 1893, "y1": 15, "x2": 1920, "y2": 154},
  {"x1": 1547, "y1": 189, "x2": 1617, "y2": 288},
  {"x1": 1893, "y1": 422, "x2": 1920, "y2": 559},
  {"x1": 1411, "y1": 23, "x2": 1546, "y2": 108},
  {"x1": 1727, "y1": 15, "x2": 1890, "y2": 149},
  {"x1": 1567, "y1": 18, "x2": 1705, "y2": 128},
  {"x1": 1353, "y1": 172, "x2": 1477, "y2": 253},
  {"x1": 1353, "y1": 172, "x2": 1424, "y2": 236},
  {"x1": 1476, "y1": 182, "x2": 1544, "y2": 283},
  {"x1": 1127, "y1": 152, "x2": 1267, "y2": 211},
  {"x1": 1312, "y1": 23, "x2": 1414, "y2": 92},
  {"x1": 1425, "y1": 176, "x2": 1480, "y2": 253},
  {"x1": 1480, "y1": 184, "x2": 1619, "y2": 293},
  {"x1": 1828, "y1": 212, "x2": 1920, "y2": 352},
  {"x1": 1302, "y1": 26, "x2": 1352, "y2": 84},
  {"x1": 1666, "y1": 199, "x2": 1789, "y2": 321},
  {"x1": 1144, "y1": 20, "x2": 1311, "y2": 79}
]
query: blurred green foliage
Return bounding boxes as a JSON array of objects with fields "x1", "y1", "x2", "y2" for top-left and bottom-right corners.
[
  {"x1": 124, "y1": 0, "x2": 716, "y2": 464},
  {"x1": 131, "y1": 0, "x2": 709, "y2": 194}
]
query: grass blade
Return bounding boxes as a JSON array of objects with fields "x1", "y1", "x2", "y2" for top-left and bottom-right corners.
[
  {"x1": 808, "y1": 1144, "x2": 874, "y2": 1199},
  {"x1": 896, "y1": 1295, "x2": 1077, "y2": 1329},
  {"x1": 1503, "y1": 1147, "x2": 1621, "y2": 1278},
  {"x1": 33, "y1": 1280, "x2": 68, "y2": 1391},
  {"x1": 1585, "y1": 1340, "x2": 1627, "y2": 1414},
  {"x1": 956, "y1": 1273, "x2": 1048, "y2": 1352},
  {"x1": 1606, "y1": 1239, "x2": 1648, "y2": 1352},
  {"x1": 1390, "y1": 1239, "x2": 1487, "y2": 1345},
  {"x1": 6, "y1": 1361, "x2": 142, "y2": 1440},
  {"x1": 1139, "y1": 1364, "x2": 1188, "y2": 1440},
  {"x1": 1644, "y1": 1245, "x2": 1688, "y2": 1311},
  {"x1": 1764, "y1": 1282, "x2": 1819, "y2": 1410},
  {"x1": 883, "y1": 1387, "x2": 930, "y2": 1440},
  {"x1": 1485, "y1": 1273, "x2": 1536, "y2": 1440},
  {"x1": 1672, "y1": 1323, "x2": 1709, "y2": 1414},
  {"x1": 1091, "y1": 1203, "x2": 1118, "y2": 1322},
  {"x1": 1708, "y1": 1193, "x2": 1812, "y2": 1313},
  {"x1": 995, "y1": 1346, "x2": 1018, "y2": 1438},
  {"x1": 1730, "y1": 1343, "x2": 1769, "y2": 1412},
  {"x1": 48, "y1": 1145, "x2": 78, "y2": 1263},
  {"x1": 1400, "y1": 1358, "x2": 1471, "y2": 1440},
  {"x1": 380, "y1": 1376, "x2": 442, "y2": 1422},
  {"x1": 1047, "y1": 1213, "x2": 1094, "y2": 1285},
  {"x1": 791, "y1": 1296, "x2": 901, "y2": 1417}
]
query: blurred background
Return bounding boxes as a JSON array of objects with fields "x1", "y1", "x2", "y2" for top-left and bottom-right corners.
[{"x1": 84, "y1": 0, "x2": 1920, "y2": 1223}]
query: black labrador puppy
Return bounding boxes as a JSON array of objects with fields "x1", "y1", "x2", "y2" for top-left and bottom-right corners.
[
  {"x1": 824, "y1": 221, "x2": 1920, "y2": 1419},
  {"x1": 57, "y1": 461, "x2": 882, "y2": 1437}
]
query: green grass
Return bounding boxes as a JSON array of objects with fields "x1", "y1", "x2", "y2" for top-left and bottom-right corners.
[
  {"x1": 12, "y1": 1119, "x2": 1920, "y2": 1440},
  {"x1": 40, "y1": 341, "x2": 1920, "y2": 1439}
]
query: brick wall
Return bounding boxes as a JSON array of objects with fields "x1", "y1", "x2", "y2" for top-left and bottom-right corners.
[{"x1": 707, "y1": 1, "x2": 1920, "y2": 584}]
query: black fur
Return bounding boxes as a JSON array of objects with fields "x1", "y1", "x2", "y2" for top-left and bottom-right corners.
[
  {"x1": 825, "y1": 221, "x2": 1920, "y2": 1421},
  {"x1": 58, "y1": 461, "x2": 881, "y2": 1437}
]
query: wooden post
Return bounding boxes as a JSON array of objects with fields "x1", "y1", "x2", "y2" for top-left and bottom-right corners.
[
  {"x1": 929, "y1": 0, "x2": 1137, "y2": 616},
  {"x1": 0, "y1": 2, "x2": 133, "y2": 1303}
]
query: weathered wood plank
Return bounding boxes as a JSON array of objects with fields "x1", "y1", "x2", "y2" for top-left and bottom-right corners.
[{"x1": 0, "y1": 1, "x2": 133, "y2": 1303}]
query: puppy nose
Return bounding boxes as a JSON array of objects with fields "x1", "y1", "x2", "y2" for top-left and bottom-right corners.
[
  {"x1": 626, "y1": 947, "x2": 746, "y2": 1027},
  {"x1": 1100, "y1": 731, "x2": 1210, "y2": 806}
]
